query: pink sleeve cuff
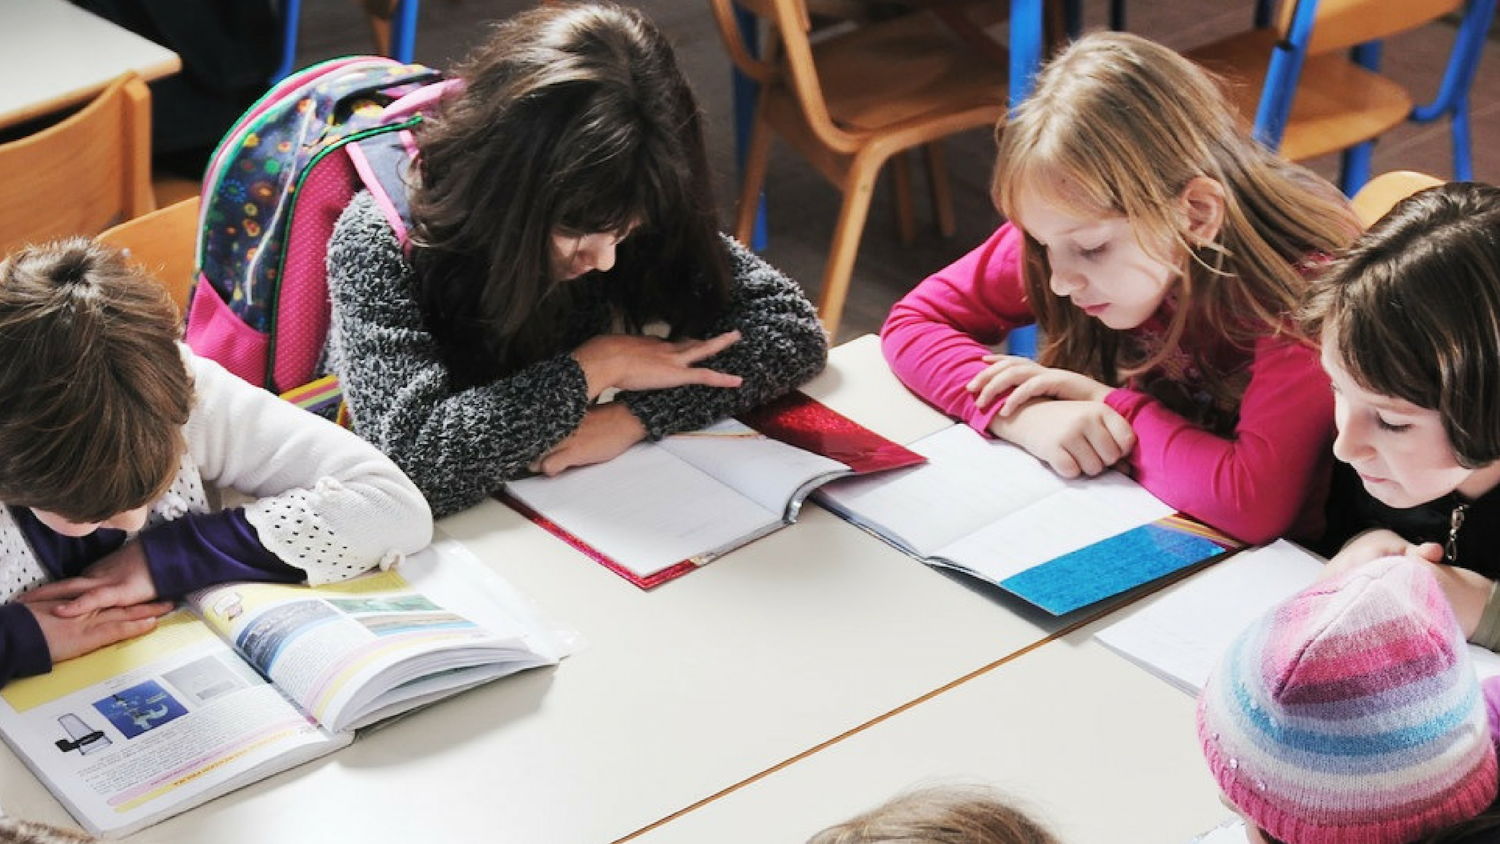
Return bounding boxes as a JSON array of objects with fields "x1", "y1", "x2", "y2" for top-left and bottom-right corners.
[{"x1": 1104, "y1": 387, "x2": 1150, "y2": 419}]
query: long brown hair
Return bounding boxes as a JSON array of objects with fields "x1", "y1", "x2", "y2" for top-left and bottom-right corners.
[
  {"x1": 0, "y1": 239, "x2": 192, "y2": 522},
  {"x1": 992, "y1": 32, "x2": 1358, "y2": 402},
  {"x1": 409, "y1": 2, "x2": 730, "y2": 384},
  {"x1": 1301, "y1": 181, "x2": 1500, "y2": 468}
]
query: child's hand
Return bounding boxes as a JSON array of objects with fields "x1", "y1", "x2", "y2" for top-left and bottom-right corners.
[
  {"x1": 1322, "y1": 533, "x2": 1483, "y2": 636},
  {"x1": 27, "y1": 599, "x2": 173, "y2": 663},
  {"x1": 1425, "y1": 563, "x2": 1493, "y2": 640},
  {"x1": 532, "y1": 403, "x2": 649, "y2": 476},
  {"x1": 18, "y1": 542, "x2": 158, "y2": 618},
  {"x1": 967, "y1": 355, "x2": 1111, "y2": 411},
  {"x1": 987, "y1": 399, "x2": 1136, "y2": 478},
  {"x1": 572, "y1": 331, "x2": 744, "y2": 399},
  {"x1": 1321, "y1": 529, "x2": 1417, "y2": 579}
]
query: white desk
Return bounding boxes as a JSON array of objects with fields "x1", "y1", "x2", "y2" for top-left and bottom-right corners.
[
  {"x1": 0, "y1": 337, "x2": 1089, "y2": 843},
  {"x1": 629, "y1": 619, "x2": 1232, "y2": 844},
  {"x1": 0, "y1": 0, "x2": 180, "y2": 130}
]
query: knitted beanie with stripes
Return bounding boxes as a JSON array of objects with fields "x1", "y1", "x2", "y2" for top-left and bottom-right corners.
[{"x1": 1196, "y1": 556, "x2": 1497, "y2": 844}]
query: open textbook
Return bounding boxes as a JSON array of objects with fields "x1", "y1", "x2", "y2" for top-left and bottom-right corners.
[
  {"x1": 499, "y1": 391, "x2": 924, "y2": 588},
  {"x1": 814, "y1": 424, "x2": 1238, "y2": 614},
  {"x1": 1095, "y1": 540, "x2": 1500, "y2": 694},
  {"x1": 0, "y1": 539, "x2": 576, "y2": 837}
]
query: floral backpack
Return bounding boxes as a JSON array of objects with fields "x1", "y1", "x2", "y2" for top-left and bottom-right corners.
[{"x1": 185, "y1": 56, "x2": 457, "y2": 419}]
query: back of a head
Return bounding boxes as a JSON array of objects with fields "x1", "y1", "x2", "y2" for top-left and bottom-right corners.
[
  {"x1": 426, "y1": 1, "x2": 703, "y2": 236},
  {"x1": 0, "y1": 239, "x2": 192, "y2": 522},
  {"x1": 807, "y1": 784, "x2": 1060, "y2": 844},
  {"x1": 1197, "y1": 557, "x2": 1498, "y2": 844},
  {"x1": 1302, "y1": 181, "x2": 1500, "y2": 468}
]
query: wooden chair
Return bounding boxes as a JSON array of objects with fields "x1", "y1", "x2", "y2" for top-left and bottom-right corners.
[
  {"x1": 1348, "y1": 169, "x2": 1443, "y2": 228},
  {"x1": 1186, "y1": 0, "x2": 1496, "y2": 195},
  {"x1": 97, "y1": 196, "x2": 200, "y2": 316},
  {"x1": 0, "y1": 72, "x2": 154, "y2": 258},
  {"x1": 710, "y1": 0, "x2": 1009, "y2": 337}
]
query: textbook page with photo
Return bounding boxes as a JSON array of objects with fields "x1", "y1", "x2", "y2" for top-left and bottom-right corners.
[
  {"x1": 499, "y1": 390, "x2": 926, "y2": 589},
  {"x1": 1094, "y1": 540, "x2": 1500, "y2": 694},
  {"x1": 814, "y1": 423, "x2": 1238, "y2": 615},
  {"x1": 0, "y1": 538, "x2": 576, "y2": 837}
]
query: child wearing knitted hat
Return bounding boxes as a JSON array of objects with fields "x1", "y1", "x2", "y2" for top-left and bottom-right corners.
[
  {"x1": 1303, "y1": 182, "x2": 1500, "y2": 651},
  {"x1": 1197, "y1": 556, "x2": 1500, "y2": 844}
]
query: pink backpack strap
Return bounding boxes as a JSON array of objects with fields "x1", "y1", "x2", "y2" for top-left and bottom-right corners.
[
  {"x1": 381, "y1": 77, "x2": 463, "y2": 121},
  {"x1": 346, "y1": 132, "x2": 421, "y2": 253},
  {"x1": 344, "y1": 79, "x2": 459, "y2": 251}
]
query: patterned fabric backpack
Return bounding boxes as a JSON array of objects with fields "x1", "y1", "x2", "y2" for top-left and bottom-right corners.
[{"x1": 185, "y1": 56, "x2": 457, "y2": 418}]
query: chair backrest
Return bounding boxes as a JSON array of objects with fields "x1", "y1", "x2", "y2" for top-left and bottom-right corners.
[
  {"x1": 1275, "y1": 0, "x2": 1466, "y2": 55},
  {"x1": 0, "y1": 72, "x2": 154, "y2": 258},
  {"x1": 1348, "y1": 170, "x2": 1444, "y2": 227},
  {"x1": 707, "y1": 0, "x2": 867, "y2": 154},
  {"x1": 97, "y1": 196, "x2": 201, "y2": 316}
]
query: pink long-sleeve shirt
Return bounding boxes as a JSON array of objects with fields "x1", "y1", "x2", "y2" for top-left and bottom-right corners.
[{"x1": 882, "y1": 222, "x2": 1334, "y2": 545}]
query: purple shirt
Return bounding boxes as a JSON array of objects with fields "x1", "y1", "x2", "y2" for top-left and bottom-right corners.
[{"x1": 0, "y1": 506, "x2": 301, "y2": 685}]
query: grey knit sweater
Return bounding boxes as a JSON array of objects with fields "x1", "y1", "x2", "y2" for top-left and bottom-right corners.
[{"x1": 325, "y1": 191, "x2": 829, "y2": 517}]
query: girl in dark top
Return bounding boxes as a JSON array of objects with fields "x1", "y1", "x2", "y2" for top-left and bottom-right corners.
[{"x1": 1304, "y1": 181, "x2": 1500, "y2": 650}]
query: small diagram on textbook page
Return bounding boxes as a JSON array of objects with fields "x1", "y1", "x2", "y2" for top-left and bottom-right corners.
[{"x1": 0, "y1": 610, "x2": 328, "y2": 835}]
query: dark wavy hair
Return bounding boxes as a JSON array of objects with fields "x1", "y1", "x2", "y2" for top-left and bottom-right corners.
[
  {"x1": 408, "y1": 2, "x2": 730, "y2": 383},
  {"x1": 1301, "y1": 181, "x2": 1500, "y2": 468}
]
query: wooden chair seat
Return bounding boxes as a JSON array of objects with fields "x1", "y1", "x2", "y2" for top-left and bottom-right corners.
[
  {"x1": 1348, "y1": 169, "x2": 1443, "y2": 227},
  {"x1": 813, "y1": 13, "x2": 1007, "y2": 132},
  {"x1": 1188, "y1": 28, "x2": 1412, "y2": 163},
  {"x1": 1181, "y1": 0, "x2": 1490, "y2": 193}
]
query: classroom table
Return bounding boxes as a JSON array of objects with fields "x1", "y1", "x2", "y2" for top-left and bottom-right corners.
[
  {"x1": 0, "y1": 0, "x2": 180, "y2": 131},
  {"x1": 0, "y1": 336, "x2": 1104, "y2": 843},
  {"x1": 627, "y1": 617, "x2": 1233, "y2": 844}
]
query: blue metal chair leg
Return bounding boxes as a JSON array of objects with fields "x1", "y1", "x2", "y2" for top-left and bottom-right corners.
[
  {"x1": 272, "y1": 0, "x2": 303, "y2": 82},
  {"x1": 390, "y1": 0, "x2": 420, "y2": 63},
  {"x1": 1005, "y1": 0, "x2": 1046, "y2": 359},
  {"x1": 731, "y1": 4, "x2": 768, "y2": 251},
  {"x1": 1453, "y1": 103, "x2": 1474, "y2": 181},
  {"x1": 1339, "y1": 143, "x2": 1374, "y2": 196}
]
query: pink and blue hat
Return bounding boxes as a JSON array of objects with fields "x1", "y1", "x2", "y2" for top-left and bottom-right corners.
[{"x1": 1196, "y1": 557, "x2": 1498, "y2": 844}]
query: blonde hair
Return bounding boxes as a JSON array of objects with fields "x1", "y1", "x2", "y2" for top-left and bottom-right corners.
[
  {"x1": 807, "y1": 785, "x2": 1061, "y2": 844},
  {"x1": 992, "y1": 32, "x2": 1358, "y2": 401}
]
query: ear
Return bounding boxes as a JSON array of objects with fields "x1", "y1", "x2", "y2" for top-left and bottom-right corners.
[{"x1": 1177, "y1": 176, "x2": 1227, "y2": 245}]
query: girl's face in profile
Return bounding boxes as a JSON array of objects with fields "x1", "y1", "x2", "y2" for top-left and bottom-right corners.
[
  {"x1": 31, "y1": 505, "x2": 150, "y2": 537},
  {"x1": 1014, "y1": 187, "x2": 1178, "y2": 330},
  {"x1": 548, "y1": 224, "x2": 637, "y2": 282},
  {"x1": 1320, "y1": 331, "x2": 1500, "y2": 507}
]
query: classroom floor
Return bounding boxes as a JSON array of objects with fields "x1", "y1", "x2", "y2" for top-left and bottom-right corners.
[{"x1": 294, "y1": 0, "x2": 1500, "y2": 344}]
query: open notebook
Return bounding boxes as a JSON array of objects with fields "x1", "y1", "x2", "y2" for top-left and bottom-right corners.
[
  {"x1": 815, "y1": 423, "x2": 1238, "y2": 614},
  {"x1": 499, "y1": 391, "x2": 924, "y2": 588},
  {"x1": 1095, "y1": 540, "x2": 1500, "y2": 693}
]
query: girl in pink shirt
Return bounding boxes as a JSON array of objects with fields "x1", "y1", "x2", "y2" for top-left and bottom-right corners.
[{"x1": 883, "y1": 32, "x2": 1360, "y2": 545}]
